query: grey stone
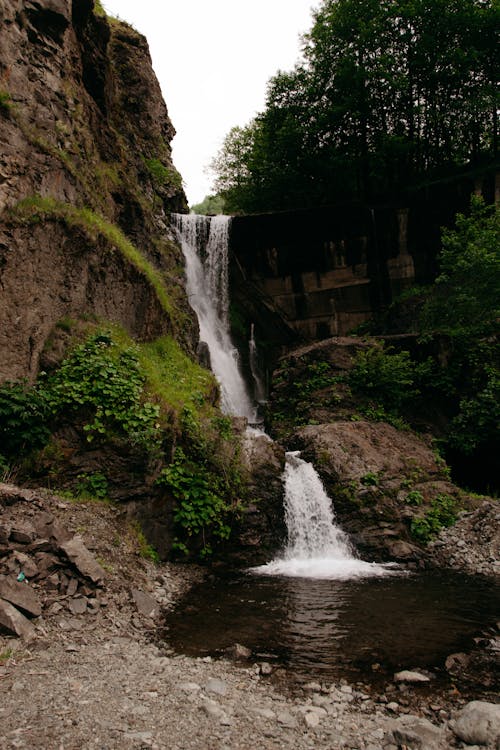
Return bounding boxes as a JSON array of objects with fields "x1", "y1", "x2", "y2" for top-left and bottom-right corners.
[
  {"x1": 201, "y1": 699, "x2": 225, "y2": 719},
  {"x1": 0, "y1": 577, "x2": 42, "y2": 617},
  {"x1": 205, "y1": 678, "x2": 228, "y2": 696},
  {"x1": 304, "y1": 711, "x2": 321, "y2": 729},
  {"x1": 0, "y1": 598, "x2": 36, "y2": 639},
  {"x1": 260, "y1": 662, "x2": 272, "y2": 675},
  {"x1": 391, "y1": 715, "x2": 444, "y2": 750},
  {"x1": 452, "y1": 701, "x2": 500, "y2": 746},
  {"x1": 130, "y1": 588, "x2": 158, "y2": 618},
  {"x1": 394, "y1": 670, "x2": 430, "y2": 683},
  {"x1": 59, "y1": 538, "x2": 105, "y2": 584},
  {"x1": 225, "y1": 642, "x2": 252, "y2": 660},
  {"x1": 68, "y1": 597, "x2": 87, "y2": 615},
  {"x1": 10, "y1": 524, "x2": 36, "y2": 544}
]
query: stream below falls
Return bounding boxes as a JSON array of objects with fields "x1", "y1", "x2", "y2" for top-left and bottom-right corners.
[{"x1": 163, "y1": 569, "x2": 499, "y2": 685}]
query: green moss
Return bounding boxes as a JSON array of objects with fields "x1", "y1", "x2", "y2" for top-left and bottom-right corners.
[
  {"x1": 138, "y1": 336, "x2": 217, "y2": 417},
  {"x1": 144, "y1": 158, "x2": 183, "y2": 191},
  {"x1": 94, "y1": 0, "x2": 107, "y2": 17},
  {"x1": 0, "y1": 90, "x2": 12, "y2": 113},
  {"x1": 10, "y1": 196, "x2": 175, "y2": 317}
]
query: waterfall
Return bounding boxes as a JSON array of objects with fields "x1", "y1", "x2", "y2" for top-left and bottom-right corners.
[
  {"x1": 173, "y1": 213, "x2": 396, "y2": 580},
  {"x1": 249, "y1": 323, "x2": 266, "y2": 404},
  {"x1": 172, "y1": 213, "x2": 257, "y2": 422},
  {"x1": 253, "y1": 452, "x2": 396, "y2": 579}
]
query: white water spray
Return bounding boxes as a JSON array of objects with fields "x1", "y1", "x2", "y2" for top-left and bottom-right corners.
[
  {"x1": 173, "y1": 213, "x2": 397, "y2": 580},
  {"x1": 254, "y1": 452, "x2": 396, "y2": 579},
  {"x1": 172, "y1": 214, "x2": 257, "y2": 421},
  {"x1": 249, "y1": 323, "x2": 266, "y2": 403}
]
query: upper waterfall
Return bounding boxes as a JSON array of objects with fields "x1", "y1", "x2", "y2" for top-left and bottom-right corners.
[{"x1": 172, "y1": 214, "x2": 258, "y2": 422}]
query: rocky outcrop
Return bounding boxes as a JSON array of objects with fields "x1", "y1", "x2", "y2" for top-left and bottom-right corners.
[
  {"x1": 0, "y1": 482, "x2": 107, "y2": 637},
  {"x1": 0, "y1": 0, "x2": 194, "y2": 383},
  {"x1": 293, "y1": 420, "x2": 456, "y2": 562},
  {"x1": 223, "y1": 427, "x2": 286, "y2": 565}
]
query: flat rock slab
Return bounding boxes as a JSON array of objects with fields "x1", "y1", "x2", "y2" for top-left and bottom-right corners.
[
  {"x1": 0, "y1": 577, "x2": 42, "y2": 617},
  {"x1": 452, "y1": 700, "x2": 500, "y2": 746},
  {"x1": 59, "y1": 538, "x2": 105, "y2": 584},
  {"x1": 390, "y1": 715, "x2": 444, "y2": 750},
  {"x1": 0, "y1": 598, "x2": 36, "y2": 640},
  {"x1": 131, "y1": 588, "x2": 158, "y2": 618},
  {"x1": 394, "y1": 670, "x2": 430, "y2": 683}
]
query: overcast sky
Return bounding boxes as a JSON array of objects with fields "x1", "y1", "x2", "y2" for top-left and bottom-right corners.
[{"x1": 102, "y1": 1, "x2": 317, "y2": 205}]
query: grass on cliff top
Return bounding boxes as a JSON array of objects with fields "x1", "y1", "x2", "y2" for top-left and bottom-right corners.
[{"x1": 10, "y1": 196, "x2": 174, "y2": 317}]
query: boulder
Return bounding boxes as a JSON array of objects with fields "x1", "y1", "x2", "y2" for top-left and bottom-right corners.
[
  {"x1": 0, "y1": 577, "x2": 42, "y2": 617},
  {"x1": 131, "y1": 588, "x2": 158, "y2": 618},
  {"x1": 58, "y1": 538, "x2": 106, "y2": 584},
  {"x1": 390, "y1": 715, "x2": 444, "y2": 750},
  {"x1": 451, "y1": 701, "x2": 500, "y2": 746},
  {"x1": 0, "y1": 599, "x2": 36, "y2": 640}
]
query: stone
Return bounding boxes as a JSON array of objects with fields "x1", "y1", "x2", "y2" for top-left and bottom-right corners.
[
  {"x1": 131, "y1": 589, "x2": 158, "y2": 618},
  {"x1": 178, "y1": 682, "x2": 201, "y2": 693},
  {"x1": 451, "y1": 701, "x2": 500, "y2": 746},
  {"x1": 251, "y1": 707, "x2": 276, "y2": 720},
  {"x1": 260, "y1": 662, "x2": 272, "y2": 675},
  {"x1": 59, "y1": 538, "x2": 105, "y2": 584},
  {"x1": 304, "y1": 712, "x2": 321, "y2": 729},
  {"x1": 66, "y1": 578, "x2": 78, "y2": 597},
  {"x1": 12, "y1": 552, "x2": 38, "y2": 579},
  {"x1": 34, "y1": 514, "x2": 72, "y2": 546},
  {"x1": 0, "y1": 598, "x2": 36, "y2": 639},
  {"x1": 10, "y1": 524, "x2": 36, "y2": 544},
  {"x1": 394, "y1": 670, "x2": 430, "y2": 683},
  {"x1": 0, "y1": 522, "x2": 11, "y2": 545},
  {"x1": 276, "y1": 711, "x2": 297, "y2": 728},
  {"x1": 391, "y1": 715, "x2": 444, "y2": 750},
  {"x1": 225, "y1": 642, "x2": 252, "y2": 660},
  {"x1": 201, "y1": 699, "x2": 225, "y2": 719},
  {"x1": 68, "y1": 597, "x2": 87, "y2": 615},
  {"x1": 205, "y1": 678, "x2": 228, "y2": 696},
  {"x1": 0, "y1": 577, "x2": 42, "y2": 617}
]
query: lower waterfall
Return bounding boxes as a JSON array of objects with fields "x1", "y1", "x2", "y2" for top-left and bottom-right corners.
[{"x1": 173, "y1": 213, "x2": 396, "y2": 579}]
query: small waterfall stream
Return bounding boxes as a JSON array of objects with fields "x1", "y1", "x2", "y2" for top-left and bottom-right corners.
[{"x1": 173, "y1": 213, "x2": 394, "y2": 579}]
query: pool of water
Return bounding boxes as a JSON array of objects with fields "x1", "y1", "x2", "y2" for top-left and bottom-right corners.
[{"x1": 163, "y1": 569, "x2": 499, "y2": 683}]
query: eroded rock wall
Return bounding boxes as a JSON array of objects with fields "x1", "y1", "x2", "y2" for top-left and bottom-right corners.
[{"x1": 0, "y1": 0, "x2": 194, "y2": 382}]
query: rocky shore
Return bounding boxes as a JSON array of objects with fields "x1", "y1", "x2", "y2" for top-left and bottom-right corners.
[{"x1": 1, "y1": 483, "x2": 499, "y2": 750}]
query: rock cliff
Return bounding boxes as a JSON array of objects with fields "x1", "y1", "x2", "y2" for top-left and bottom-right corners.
[{"x1": 0, "y1": 0, "x2": 194, "y2": 382}]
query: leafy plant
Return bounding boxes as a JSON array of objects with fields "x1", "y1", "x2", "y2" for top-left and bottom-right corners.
[
  {"x1": 406, "y1": 490, "x2": 424, "y2": 506},
  {"x1": 349, "y1": 346, "x2": 416, "y2": 412},
  {"x1": 0, "y1": 90, "x2": 12, "y2": 112},
  {"x1": 42, "y1": 333, "x2": 161, "y2": 447},
  {"x1": 410, "y1": 494, "x2": 459, "y2": 544},
  {"x1": 360, "y1": 472, "x2": 379, "y2": 487},
  {"x1": 76, "y1": 472, "x2": 109, "y2": 499},
  {"x1": 0, "y1": 380, "x2": 51, "y2": 458},
  {"x1": 157, "y1": 448, "x2": 233, "y2": 555},
  {"x1": 144, "y1": 158, "x2": 183, "y2": 191}
]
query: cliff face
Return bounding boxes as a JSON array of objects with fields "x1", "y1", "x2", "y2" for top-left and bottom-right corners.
[{"x1": 0, "y1": 0, "x2": 194, "y2": 382}]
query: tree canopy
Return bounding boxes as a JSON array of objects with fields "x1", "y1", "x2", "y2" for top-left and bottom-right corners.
[{"x1": 211, "y1": 0, "x2": 499, "y2": 213}]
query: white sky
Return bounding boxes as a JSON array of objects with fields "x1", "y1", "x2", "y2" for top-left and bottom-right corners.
[{"x1": 102, "y1": 1, "x2": 317, "y2": 205}]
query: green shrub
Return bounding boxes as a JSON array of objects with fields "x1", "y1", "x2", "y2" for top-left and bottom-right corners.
[
  {"x1": 349, "y1": 346, "x2": 416, "y2": 411},
  {"x1": 76, "y1": 471, "x2": 109, "y2": 499},
  {"x1": 410, "y1": 494, "x2": 459, "y2": 544},
  {"x1": 0, "y1": 380, "x2": 51, "y2": 457},
  {"x1": 42, "y1": 332, "x2": 161, "y2": 447},
  {"x1": 0, "y1": 90, "x2": 12, "y2": 112},
  {"x1": 157, "y1": 447, "x2": 233, "y2": 556}
]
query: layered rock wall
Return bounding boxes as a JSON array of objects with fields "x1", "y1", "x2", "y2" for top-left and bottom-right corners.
[{"x1": 0, "y1": 0, "x2": 193, "y2": 382}]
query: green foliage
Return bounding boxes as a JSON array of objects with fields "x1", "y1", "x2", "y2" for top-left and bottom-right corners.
[
  {"x1": 130, "y1": 522, "x2": 160, "y2": 563},
  {"x1": 410, "y1": 494, "x2": 459, "y2": 544},
  {"x1": 360, "y1": 472, "x2": 379, "y2": 487},
  {"x1": 157, "y1": 448, "x2": 233, "y2": 556},
  {"x1": 349, "y1": 346, "x2": 416, "y2": 412},
  {"x1": 93, "y1": 0, "x2": 107, "y2": 17},
  {"x1": 0, "y1": 381, "x2": 51, "y2": 458},
  {"x1": 190, "y1": 194, "x2": 226, "y2": 215},
  {"x1": 211, "y1": 0, "x2": 498, "y2": 212},
  {"x1": 42, "y1": 333, "x2": 161, "y2": 447},
  {"x1": 0, "y1": 90, "x2": 12, "y2": 112},
  {"x1": 406, "y1": 490, "x2": 424, "y2": 506},
  {"x1": 421, "y1": 198, "x2": 500, "y2": 339},
  {"x1": 144, "y1": 158, "x2": 183, "y2": 191},
  {"x1": 76, "y1": 472, "x2": 109, "y2": 499}
]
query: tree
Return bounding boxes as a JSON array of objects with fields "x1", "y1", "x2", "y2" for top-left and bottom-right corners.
[{"x1": 210, "y1": 0, "x2": 499, "y2": 214}]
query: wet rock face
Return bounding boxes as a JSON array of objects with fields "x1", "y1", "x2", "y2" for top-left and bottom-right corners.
[
  {"x1": 0, "y1": 0, "x2": 194, "y2": 383},
  {"x1": 223, "y1": 428, "x2": 287, "y2": 566}
]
